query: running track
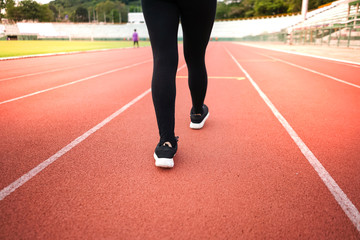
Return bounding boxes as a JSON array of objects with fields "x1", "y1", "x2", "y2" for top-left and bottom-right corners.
[{"x1": 0, "y1": 42, "x2": 359, "y2": 239}]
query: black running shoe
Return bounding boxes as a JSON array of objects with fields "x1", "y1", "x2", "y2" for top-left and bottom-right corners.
[
  {"x1": 190, "y1": 105, "x2": 209, "y2": 129},
  {"x1": 154, "y1": 138, "x2": 178, "y2": 168}
]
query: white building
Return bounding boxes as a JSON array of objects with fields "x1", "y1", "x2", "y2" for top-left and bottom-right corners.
[{"x1": 128, "y1": 13, "x2": 145, "y2": 24}]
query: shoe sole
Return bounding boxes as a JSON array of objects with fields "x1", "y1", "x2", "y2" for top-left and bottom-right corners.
[
  {"x1": 154, "y1": 153, "x2": 174, "y2": 168},
  {"x1": 190, "y1": 112, "x2": 209, "y2": 129}
]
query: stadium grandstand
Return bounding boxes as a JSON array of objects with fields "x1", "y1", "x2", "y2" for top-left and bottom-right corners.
[
  {"x1": 289, "y1": 0, "x2": 360, "y2": 46},
  {"x1": 0, "y1": 0, "x2": 359, "y2": 46}
]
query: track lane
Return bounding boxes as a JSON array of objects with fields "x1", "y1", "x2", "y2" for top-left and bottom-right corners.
[
  {"x1": 0, "y1": 48, "x2": 144, "y2": 79},
  {"x1": 226, "y1": 44, "x2": 360, "y2": 232},
  {"x1": 0, "y1": 59, "x2": 152, "y2": 105},
  {"x1": 243, "y1": 44, "x2": 360, "y2": 87},
  {"x1": 1, "y1": 42, "x2": 359, "y2": 238},
  {"x1": 0, "y1": 57, "x2": 155, "y2": 190},
  {"x1": 228, "y1": 43, "x2": 360, "y2": 230},
  {"x1": 0, "y1": 48, "x2": 153, "y2": 102}
]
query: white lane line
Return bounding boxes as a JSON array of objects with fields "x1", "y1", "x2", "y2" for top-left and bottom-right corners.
[
  {"x1": 0, "y1": 63, "x2": 187, "y2": 201},
  {"x1": 225, "y1": 47, "x2": 360, "y2": 233},
  {"x1": 0, "y1": 59, "x2": 152, "y2": 105},
  {"x1": 0, "y1": 63, "x2": 95, "y2": 82},
  {"x1": 0, "y1": 47, "x2": 133, "y2": 61},
  {"x1": 0, "y1": 50, "x2": 88, "y2": 61},
  {"x1": 0, "y1": 89, "x2": 151, "y2": 201},
  {"x1": 258, "y1": 53, "x2": 360, "y2": 89}
]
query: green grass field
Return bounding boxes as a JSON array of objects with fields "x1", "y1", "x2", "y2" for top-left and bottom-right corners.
[{"x1": 0, "y1": 40, "x2": 151, "y2": 58}]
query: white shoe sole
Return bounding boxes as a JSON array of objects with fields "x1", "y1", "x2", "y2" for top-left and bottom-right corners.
[
  {"x1": 154, "y1": 153, "x2": 174, "y2": 168},
  {"x1": 190, "y1": 112, "x2": 209, "y2": 129}
]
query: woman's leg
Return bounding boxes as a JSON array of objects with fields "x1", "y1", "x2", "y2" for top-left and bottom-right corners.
[
  {"x1": 179, "y1": 0, "x2": 217, "y2": 114},
  {"x1": 142, "y1": 0, "x2": 180, "y2": 146}
]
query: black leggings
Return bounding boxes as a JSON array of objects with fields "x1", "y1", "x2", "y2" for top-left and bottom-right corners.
[{"x1": 142, "y1": 0, "x2": 216, "y2": 145}]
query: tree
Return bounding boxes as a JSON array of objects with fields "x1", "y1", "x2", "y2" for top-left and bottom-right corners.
[
  {"x1": 5, "y1": 0, "x2": 54, "y2": 22},
  {"x1": 94, "y1": 0, "x2": 127, "y2": 23},
  {"x1": 286, "y1": 0, "x2": 302, "y2": 12},
  {"x1": 19, "y1": 0, "x2": 41, "y2": 21},
  {"x1": 5, "y1": 0, "x2": 20, "y2": 21},
  {"x1": 216, "y1": 0, "x2": 255, "y2": 19},
  {"x1": 39, "y1": 4, "x2": 54, "y2": 22},
  {"x1": 254, "y1": 0, "x2": 288, "y2": 16},
  {"x1": 0, "y1": 0, "x2": 5, "y2": 18},
  {"x1": 216, "y1": 3, "x2": 230, "y2": 19},
  {"x1": 49, "y1": 3, "x2": 59, "y2": 21},
  {"x1": 75, "y1": 6, "x2": 88, "y2": 22},
  {"x1": 96, "y1": 0, "x2": 116, "y2": 22},
  {"x1": 118, "y1": 1, "x2": 128, "y2": 23}
]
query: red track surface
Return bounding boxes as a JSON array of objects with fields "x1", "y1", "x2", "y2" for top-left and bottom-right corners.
[{"x1": 0, "y1": 43, "x2": 359, "y2": 239}]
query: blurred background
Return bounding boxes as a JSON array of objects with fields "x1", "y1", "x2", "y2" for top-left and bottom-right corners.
[{"x1": 0, "y1": 0, "x2": 359, "y2": 47}]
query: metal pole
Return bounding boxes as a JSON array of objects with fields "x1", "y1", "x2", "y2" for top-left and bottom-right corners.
[
  {"x1": 355, "y1": 3, "x2": 359, "y2": 27},
  {"x1": 301, "y1": 0, "x2": 308, "y2": 20},
  {"x1": 347, "y1": 27, "x2": 352, "y2": 47},
  {"x1": 321, "y1": 26, "x2": 324, "y2": 45}
]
